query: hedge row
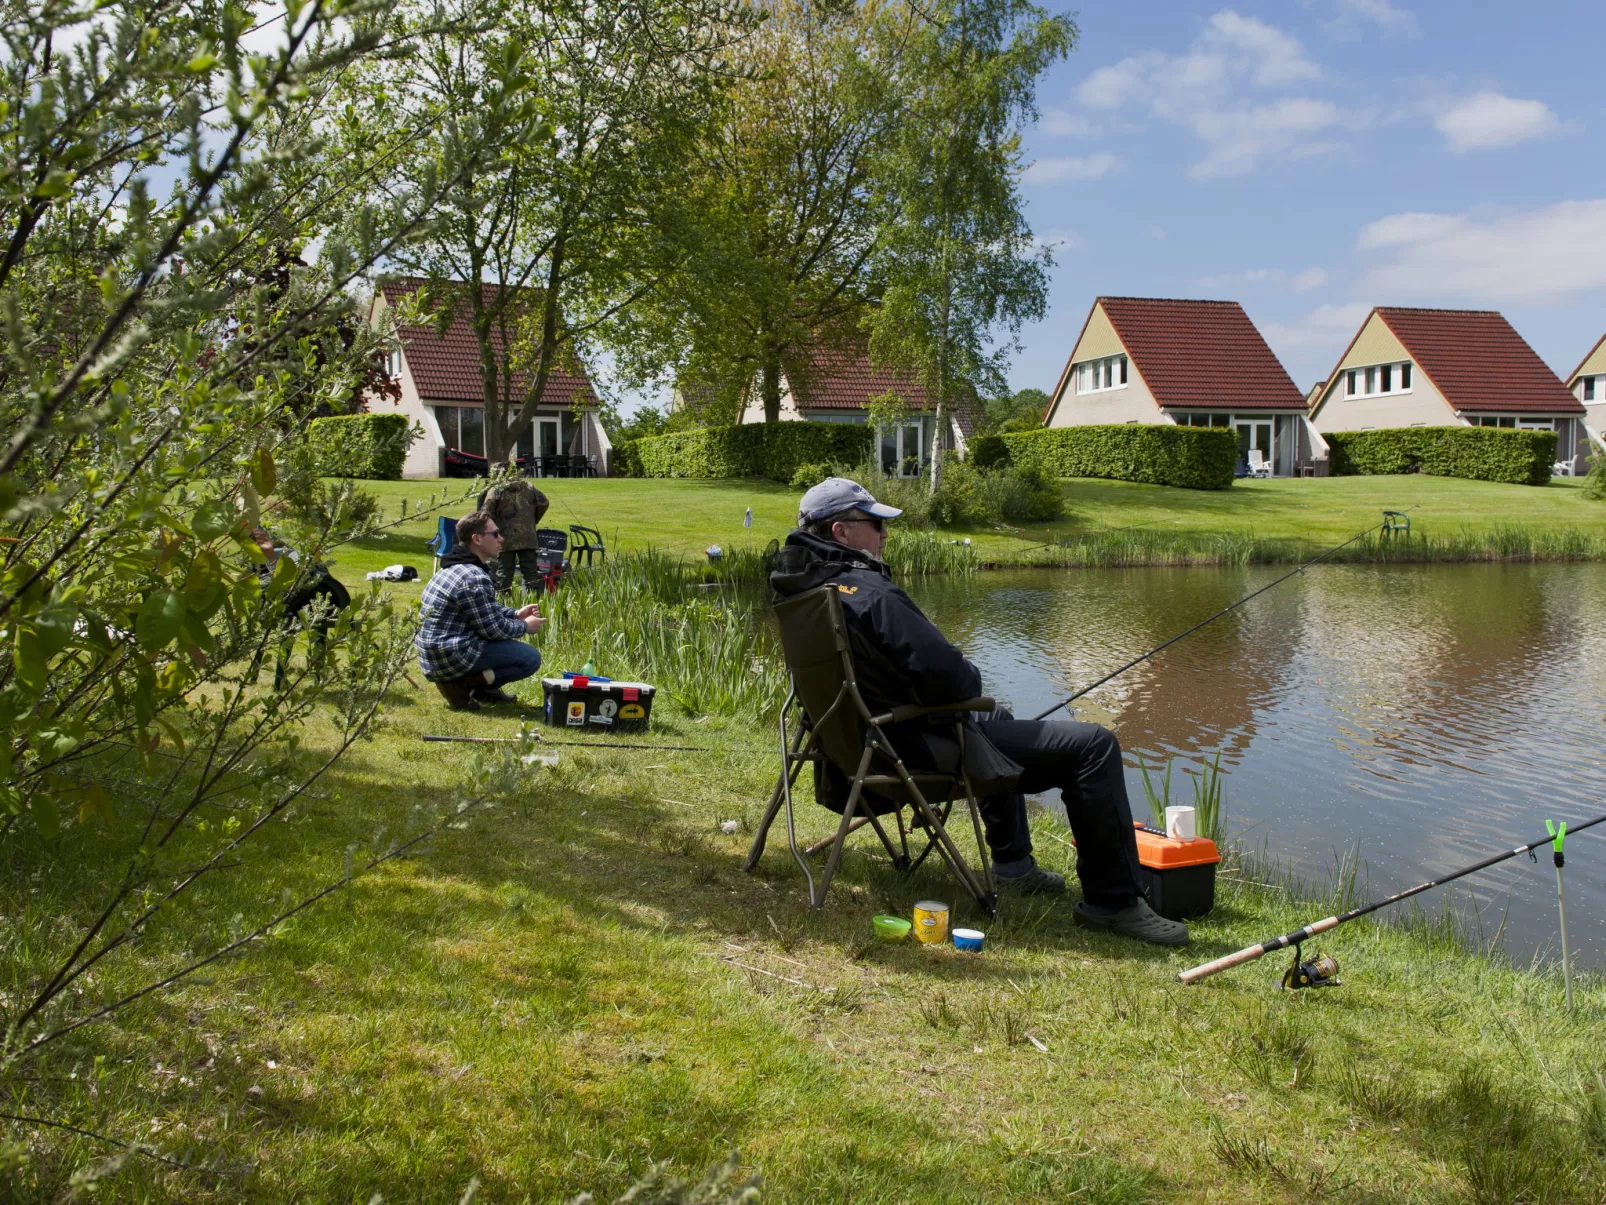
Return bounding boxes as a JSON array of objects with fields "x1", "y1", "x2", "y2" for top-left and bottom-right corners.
[
  {"x1": 629, "y1": 422, "x2": 875, "y2": 482},
  {"x1": 1327, "y1": 426, "x2": 1556, "y2": 486},
  {"x1": 1001, "y1": 425, "x2": 1237, "y2": 491},
  {"x1": 309, "y1": 413, "x2": 414, "y2": 480}
]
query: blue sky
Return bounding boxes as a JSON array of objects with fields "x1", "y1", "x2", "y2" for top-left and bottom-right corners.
[{"x1": 1011, "y1": 0, "x2": 1606, "y2": 396}]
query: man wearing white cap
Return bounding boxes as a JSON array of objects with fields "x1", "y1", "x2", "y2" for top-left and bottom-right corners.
[{"x1": 770, "y1": 477, "x2": 1187, "y2": 946}]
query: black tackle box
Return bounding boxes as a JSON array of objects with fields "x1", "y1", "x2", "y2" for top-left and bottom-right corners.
[{"x1": 540, "y1": 676, "x2": 655, "y2": 732}]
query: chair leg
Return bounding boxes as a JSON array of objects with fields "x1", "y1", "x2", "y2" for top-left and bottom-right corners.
[
  {"x1": 745, "y1": 694, "x2": 808, "y2": 871},
  {"x1": 813, "y1": 746, "x2": 874, "y2": 908},
  {"x1": 882, "y1": 750, "x2": 991, "y2": 913}
]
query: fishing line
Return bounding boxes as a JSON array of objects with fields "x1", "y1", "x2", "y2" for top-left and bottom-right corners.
[
  {"x1": 1177, "y1": 809, "x2": 1606, "y2": 985},
  {"x1": 1030, "y1": 508, "x2": 1416, "y2": 722},
  {"x1": 422, "y1": 734, "x2": 714, "y2": 752}
]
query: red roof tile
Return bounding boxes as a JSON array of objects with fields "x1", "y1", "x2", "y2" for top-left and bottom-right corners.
[
  {"x1": 782, "y1": 342, "x2": 977, "y2": 438},
  {"x1": 1375, "y1": 307, "x2": 1581, "y2": 415},
  {"x1": 377, "y1": 278, "x2": 597, "y2": 408},
  {"x1": 1094, "y1": 297, "x2": 1306, "y2": 412}
]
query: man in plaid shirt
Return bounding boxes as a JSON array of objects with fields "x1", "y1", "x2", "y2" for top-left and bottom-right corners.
[{"x1": 416, "y1": 512, "x2": 545, "y2": 711}]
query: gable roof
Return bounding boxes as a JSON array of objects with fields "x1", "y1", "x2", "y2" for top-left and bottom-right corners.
[
  {"x1": 376, "y1": 278, "x2": 597, "y2": 408},
  {"x1": 1368, "y1": 307, "x2": 1581, "y2": 416},
  {"x1": 784, "y1": 342, "x2": 933, "y2": 412},
  {"x1": 1565, "y1": 331, "x2": 1606, "y2": 388},
  {"x1": 1088, "y1": 296, "x2": 1306, "y2": 412}
]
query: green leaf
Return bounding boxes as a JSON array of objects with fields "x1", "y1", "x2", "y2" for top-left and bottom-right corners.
[
  {"x1": 34, "y1": 605, "x2": 77, "y2": 659},
  {"x1": 252, "y1": 446, "x2": 277, "y2": 496},
  {"x1": 192, "y1": 499, "x2": 236, "y2": 541},
  {"x1": 34, "y1": 729, "x2": 80, "y2": 760},
  {"x1": 182, "y1": 608, "x2": 215, "y2": 653},
  {"x1": 183, "y1": 550, "x2": 224, "y2": 613},
  {"x1": 13, "y1": 623, "x2": 47, "y2": 693},
  {"x1": 135, "y1": 589, "x2": 186, "y2": 649},
  {"x1": 29, "y1": 793, "x2": 59, "y2": 839}
]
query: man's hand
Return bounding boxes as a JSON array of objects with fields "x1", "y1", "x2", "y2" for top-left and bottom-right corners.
[{"x1": 516, "y1": 602, "x2": 544, "y2": 634}]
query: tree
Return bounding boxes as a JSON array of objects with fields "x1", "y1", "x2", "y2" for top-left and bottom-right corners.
[
  {"x1": 0, "y1": 0, "x2": 520, "y2": 1084},
  {"x1": 623, "y1": 0, "x2": 904, "y2": 424},
  {"x1": 986, "y1": 385, "x2": 1051, "y2": 432},
  {"x1": 349, "y1": 0, "x2": 754, "y2": 465},
  {"x1": 864, "y1": 0, "x2": 1073, "y2": 492}
]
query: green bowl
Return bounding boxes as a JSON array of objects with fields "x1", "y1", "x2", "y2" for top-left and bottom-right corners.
[{"x1": 873, "y1": 914, "x2": 912, "y2": 942}]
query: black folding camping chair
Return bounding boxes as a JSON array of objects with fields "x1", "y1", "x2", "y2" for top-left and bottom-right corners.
[{"x1": 743, "y1": 585, "x2": 1000, "y2": 915}]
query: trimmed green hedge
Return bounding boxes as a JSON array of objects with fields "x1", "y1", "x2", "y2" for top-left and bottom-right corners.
[
  {"x1": 610, "y1": 439, "x2": 645, "y2": 478},
  {"x1": 633, "y1": 422, "x2": 875, "y2": 482},
  {"x1": 1001, "y1": 425, "x2": 1237, "y2": 490},
  {"x1": 309, "y1": 413, "x2": 414, "y2": 480},
  {"x1": 1327, "y1": 426, "x2": 1556, "y2": 486}
]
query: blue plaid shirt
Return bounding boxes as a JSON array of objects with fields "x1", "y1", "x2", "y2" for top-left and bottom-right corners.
[{"x1": 415, "y1": 559, "x2": 529, "y2": 680}]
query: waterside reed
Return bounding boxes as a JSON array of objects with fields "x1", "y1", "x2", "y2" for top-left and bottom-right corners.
[{"x1": 1003, "y1": 523, "x2": 1606, "y2": 569}]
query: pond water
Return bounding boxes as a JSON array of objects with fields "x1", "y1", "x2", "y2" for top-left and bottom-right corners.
[{"x1": 903, "y1": 563, "x2": 1606, "y2": 967}]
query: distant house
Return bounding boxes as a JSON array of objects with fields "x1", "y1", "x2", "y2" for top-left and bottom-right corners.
[
  {"x1": 1309, "y1": 307, "x2": 1586, "y2": 473},
  {"x1": 1566, "y1": 332, "x2": 1606, "y2": 453},
  {"x1": 369, "y1": 278, "x2": 610, "y2": 479},
  {"x1": 731, "y1": 339, "x2": 974, "y2": 478},
  {"x1": 1041, "y1": 297, "x2": 1319, "y2": 477}
]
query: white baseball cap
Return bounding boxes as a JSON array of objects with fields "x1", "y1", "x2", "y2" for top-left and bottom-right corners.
[{"x1": 797, "y1": 477, "x2": 903, "y2": 524}]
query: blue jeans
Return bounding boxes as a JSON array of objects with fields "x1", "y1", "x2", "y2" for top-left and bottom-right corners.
[{"x1": 467, "y1": 639, "x2": 542, "y2": 685}]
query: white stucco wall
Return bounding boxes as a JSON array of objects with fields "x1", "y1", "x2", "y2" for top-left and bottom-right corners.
[
  {"x1": 1311, "y1": 312, "x2": 1456, "y2": 433},
  {"x1": 1045, "y1": 303, "x2": 1159, "y2": 427}
]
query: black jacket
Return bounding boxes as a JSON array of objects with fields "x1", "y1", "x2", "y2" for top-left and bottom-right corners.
[{"x1": 770, "y1": 530, "x2": 1020, "y2": 804}]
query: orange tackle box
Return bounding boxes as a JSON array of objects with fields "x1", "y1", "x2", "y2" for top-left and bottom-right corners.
[{"x1": 1132, "y1": 823, "x2": 1220, "y2": 920}]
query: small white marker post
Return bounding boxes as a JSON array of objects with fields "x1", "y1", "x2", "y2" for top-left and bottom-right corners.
[{"x1": 1547, "y1": 820, "x2": 1573, "y2": 1010}]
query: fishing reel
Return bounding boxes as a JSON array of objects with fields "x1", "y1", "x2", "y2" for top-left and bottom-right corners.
[{"x1": 1281, "y1": 943, "x2": 1341, "y2": 990}]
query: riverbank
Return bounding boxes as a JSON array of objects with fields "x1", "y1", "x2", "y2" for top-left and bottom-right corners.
[
  {"x1": 339, "y1": 475, "x2": 1606, "y2": 579},
  {"x1": 6, "y1": 556, "x2": 1604, "y2": 1202}
]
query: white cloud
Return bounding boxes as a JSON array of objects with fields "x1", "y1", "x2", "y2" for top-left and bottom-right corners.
[
  {"x1": 1030, "y1": 228, "x2": 1082, "y2": 254},
  {"x1": 1355, "y1": 199, "x2": 1606, "y2": 306},
  {"x1": 1434, "y1": 91, "x2": 1561, "y2": 153},
  {"x1": 1325, "y1": 0, "x2": 1419, "y2": 39},
  {"x1": 1039, "y1": 109, "x2": 1095, "y2": 137},
  {"x1": 1025, "y1": 152, "x2": 1121, "y2": 183},
  {"x1": 1197, "y1": 268, "x2": 1282, "y2": 288},
  {"x1": 1261, "y1": 303, "x2": 1375, "y2": 386},
  {"x1": 1150, "y1": 226, "x2": 1168, "y2": 241},
  {"x1": 1074, "y1": 9, "x2": 1347, "y2": 179},
  {"x1": 1291, "y1": 267, "x2": 1329, "y2": 292}
]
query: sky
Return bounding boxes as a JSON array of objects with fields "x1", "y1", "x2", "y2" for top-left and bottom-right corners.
[{"x1": 1010, "y1": 0, "x2": 1606, "y2": 396}]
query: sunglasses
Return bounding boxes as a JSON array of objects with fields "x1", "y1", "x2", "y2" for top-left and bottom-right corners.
[{"x1": 841, "y1": 516, "x2": 885, "y2": 533}]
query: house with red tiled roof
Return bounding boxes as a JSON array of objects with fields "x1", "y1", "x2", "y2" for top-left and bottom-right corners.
[
  {"x1": 1309, "y1": 307, "x2": 1587, "y2": 474},
  {"x1": 1565, "y1": 332, "x2": 1606, "y2": 454},
  {"x1": 1042, "y1": 297, "x2": 1319, "y2": 477},
  {"x1": 731, "y1": 340, "x2": 975, "y2": 478},
  {"x1": 369, "y1": 278, "x2": 609, "y2": 479}
]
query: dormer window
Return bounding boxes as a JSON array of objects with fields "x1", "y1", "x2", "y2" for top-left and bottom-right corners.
[
  {"x1": 1584, "y1": 375, "x2": 1600, "y2": 402},
  {"x1": 1345, "y1": 361, "x2": 1413, "y2": 399},
  {"x1": 1077, "y1": 354, "x2": 1128, "y2": 394}
]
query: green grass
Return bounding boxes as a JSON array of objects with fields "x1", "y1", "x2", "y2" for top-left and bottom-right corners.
[
  {"x1": 6, "y1": 555, "x2": 1606, "y2": 1202},
  {"x1": 331, "y1": 474, "x2": 1606, "y2": 582}
]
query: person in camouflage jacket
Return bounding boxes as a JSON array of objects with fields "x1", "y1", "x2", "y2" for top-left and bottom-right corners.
[{"x1": 477, "y1": 477, "x2": 550, "y2": 593}]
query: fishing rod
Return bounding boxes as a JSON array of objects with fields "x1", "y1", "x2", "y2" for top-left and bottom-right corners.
[
  {"x1": 1031, "y1": 508, "x2": 1415, "y2": 721},
  {"x1": 1177, "y1": 809, "x2": 1606, "y2": 985}
]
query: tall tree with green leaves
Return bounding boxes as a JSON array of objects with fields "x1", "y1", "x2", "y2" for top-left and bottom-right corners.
[
  {"x1": 865, "y1": 0, "x2": 1073, "y2": 490},
  {"x1": 348, "y1": 0, "x2": 753, "y2": 464},
  {"x1": 622, "y1": 0, "x2": 905, "y2": 425}
]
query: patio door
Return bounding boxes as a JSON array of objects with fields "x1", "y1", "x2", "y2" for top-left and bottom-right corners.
[
  {"x1": 1237, "y1": 420, "x2": 1271, "y2": 470},
  {"x1": 537, "y1": 417, "x2": 562, "y2": 458},
  {"x1": 879, "y1": 419, "x2": 926, "y2": 477}
]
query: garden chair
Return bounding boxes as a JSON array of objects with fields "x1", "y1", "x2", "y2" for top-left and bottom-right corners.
[
  {"x1": 1246, "y1": 448, "x2": 1273, "y2": 478},
  {"x1": 427, "y1": 515, "x2": 456, "y2": 578},
  {"x1": 568, "y1": 525, "x2": 607, "y2": 566},
  {"x1": 743, "y1": 584, "x2": 999, "y2": 915}
]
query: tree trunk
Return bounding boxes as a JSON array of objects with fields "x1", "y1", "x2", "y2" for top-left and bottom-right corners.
[{"x1": 762, "y1": 353, "x2": 782, "y2": 424}]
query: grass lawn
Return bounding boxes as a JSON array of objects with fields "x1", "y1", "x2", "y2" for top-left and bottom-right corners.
[
  {"x1": 7, "y1": 549, "x2": 1606, "y2": 1202},
  {"x1": 336, "y1": 474, "x2": 1606, "y2": 581}
]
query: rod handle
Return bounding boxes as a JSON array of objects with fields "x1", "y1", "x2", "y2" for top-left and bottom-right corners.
[{"x1": 1177, "y1": 943, "x2": 1266, "y2": 984}]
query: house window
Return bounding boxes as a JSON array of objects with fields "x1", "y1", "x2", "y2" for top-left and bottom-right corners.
[
  {"x1": 1345, "y1": 361, "x2": 1414, "y2": 399},
  {"x1": 1177, "y1": 412, "x2": 1230, "y2": 427},
  {"x1": 879, "y1": 417, "x2": 929, "y2": 478},
  {"x1": 1473, "y1": 415, "x2": 1520, "y2": 429},
  {"x1": 1076, "y1": 354, "x2": 1128, "y2": 395},
  {"x1": 1582, "y1": 375, "x2": 1599, "y2": 402},
  {"x1": 384, "y1": 350, "x2": 402, "y2": 379},
  {"x1": 435, "y1": 405, "x2": 485, "y2": 455}
]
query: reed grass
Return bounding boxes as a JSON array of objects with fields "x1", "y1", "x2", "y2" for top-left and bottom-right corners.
[{"x1": 1135, "y1": 749, "x2": 1227, "y2": 843}]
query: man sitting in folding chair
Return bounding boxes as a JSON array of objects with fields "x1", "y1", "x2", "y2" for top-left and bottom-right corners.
[{"x1": 766, "y1": 478, "x2": 1188, "y2": 946}]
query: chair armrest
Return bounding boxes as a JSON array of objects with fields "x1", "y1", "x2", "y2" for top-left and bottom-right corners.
[{"x1": 874, "y1": 697, "x2": 995, "y2": 725}]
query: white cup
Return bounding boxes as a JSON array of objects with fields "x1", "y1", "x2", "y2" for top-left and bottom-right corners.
[{"x1": 1165, "y1": 805, "x2": 1197, "y2": 841}]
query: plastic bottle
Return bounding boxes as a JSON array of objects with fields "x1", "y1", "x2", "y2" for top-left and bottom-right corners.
[{"x1": 580, "y1": 657, "x2": 597, "y2": 677}]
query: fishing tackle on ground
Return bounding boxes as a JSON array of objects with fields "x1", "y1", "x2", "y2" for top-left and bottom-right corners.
[
  {"x1": 1177, "y1": 809, "x2": 1606, "y2": 986},
  {"x1": 1281, "y1": 949, "x2": 1340, "y2": 990},
  {"x1": 421, "y1": 734, "x2": 713, "y2": 752},
  {"x1": 1032, "y1": 509, "x2": 1416, "y2": 722}
]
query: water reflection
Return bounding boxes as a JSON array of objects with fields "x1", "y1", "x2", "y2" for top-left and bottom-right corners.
[{"x1": 907, "y1": 564, "x2": 1606, "y2": 966}]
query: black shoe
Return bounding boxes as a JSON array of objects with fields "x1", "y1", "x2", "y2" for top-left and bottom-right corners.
[
  {"x1": 435, "y1": 676, "x2": 481, "y2": 712},
  {"x1": 994, "y1": 858, "x2": 1066, "y2": 895},
  {"x1": 474, "y1": 685, "x2": 520, "y2": 705},
  {"x1": 1074, "y1": 899, "x2": 1189, "y2": 946}
]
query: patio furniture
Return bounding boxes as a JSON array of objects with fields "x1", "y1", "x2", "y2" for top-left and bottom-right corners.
[
  {"x1": 426, "y1": 515, "x2": 456, "y2": 578},
  {"x1": 1381, "y1": 510, "x2": 1411, "y2": 539},
  {"x1": 743, "y1": 584, "x2": 1000, "y2": 915},
  {"x1": 568, "y1": 525, "x2": 606, "y2": 567},
  {"x1": 540, "y1": 454, "x2": 567, "y2": 479},
  {"x1": 1554, "y1": 460, "x2": 1575, "y2": 478},
  {"x1": 1246, "y1": 449, "x2": 1273, "y2": 478}
]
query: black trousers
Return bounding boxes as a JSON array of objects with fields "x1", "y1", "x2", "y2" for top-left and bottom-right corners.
[
  {"x1": 972, "y1": 716, "x2": 1144, "y2": 909},
  {"x1": 493, "y1": 547, "x2": 542, "y2": 593}
]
